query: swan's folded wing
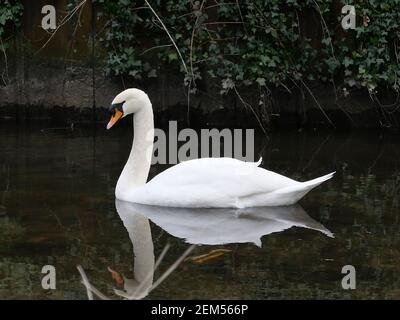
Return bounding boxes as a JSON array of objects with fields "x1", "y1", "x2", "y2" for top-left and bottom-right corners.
[{"x1": 128, "y1": 158, "x2": 299, "y2": 208}]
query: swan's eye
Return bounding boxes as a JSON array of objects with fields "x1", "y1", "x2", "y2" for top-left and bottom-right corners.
[{"x1": 109, "y1": 101, "x2": 125, "y2": 114}]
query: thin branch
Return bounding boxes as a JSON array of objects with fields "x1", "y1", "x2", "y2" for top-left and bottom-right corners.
[
  {"x1": 76, "y1": 265, "x2": 94, "y2": 300},
  {"x1": 77, "y1": 244, "x2": 194, "y2": 300},
  {"x1": 233, "y1": 86, "x2": 268, "y2": 137},
  {"x1": 299, "y1": 79, "x2": 336, "y2": 129},
  {"x1": 144, "y1": 0, "x2": 188, "y2": 74},
  {"x1": 177, "y1": 2, "x2": 236, "y2": 19},
  {"x1": 140, "y1": 44, "x2": 173, "y2": 56},
  {"x1": 148, "y1": 245, "x2": 196, "y2": 294},
  {"x1": 0, "y1": 36, "x2": 9, "y2": 85},
  {"x1": 204, "y1": 2, "x2": 236, "y2": 10},
  {"x1": 190, "y1": 0, "x2": 206, "y2": 81},
  {"x1": 202, "y1": 21, "x2": 244, "y2": 26},
  {"x1": 132, "y1": 243, "x2": 171, "y2": 297},
  {"x1": 36, "y1": 0, "x2": 87, "y2": 54},
  {"x1": 77, "y1": 265, "x2": 112, "y2": 300},
  {"x1": 312, "y1": 0, "x2": 338, "y2": 64},
  {"x1": 236, "y1": 0, "x2": 248, "y2": 35}
]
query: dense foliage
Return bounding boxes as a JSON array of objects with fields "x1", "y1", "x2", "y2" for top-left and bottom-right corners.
[
  {"x1": 0, "y1": 0, "x2": 23, "y2": 75},
  {"x1": 0, "y1": 0, "x2": 22, "y2": 37},
  {"x1": 94, "y1": 0, "x2": 400, "y2": 97},
  {"x1": 2, "y1": 0, "x2": 400, "y2": 107}
]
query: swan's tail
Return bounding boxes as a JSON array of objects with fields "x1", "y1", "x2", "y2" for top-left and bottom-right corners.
[
  {"x1": 302, "y1": 171, "x2": 336, "y2": 189},
  {"x1": 261, "y1": 172, "x2": 336, "y2": 206},
  {"x1": 282, "y1": 171, "x2": 336, "y2": 204},
  {"x1": 236, "y1": 172, "x2": 335, "y2": 207}
]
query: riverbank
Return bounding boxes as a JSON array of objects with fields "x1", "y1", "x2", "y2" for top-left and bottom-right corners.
[
  {"x1": 1, "y1": 2, "x2": 399, "y2": 131},
  {"x1": 2, "y1": 62, "x2": 400, "y2": 130}
]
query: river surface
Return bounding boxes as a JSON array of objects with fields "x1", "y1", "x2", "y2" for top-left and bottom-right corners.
[{"x1": 0, "y1": 122, "x2": 399, "y2": 299}]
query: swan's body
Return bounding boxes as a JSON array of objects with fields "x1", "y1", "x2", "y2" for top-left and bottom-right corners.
[
  {"x1": 125, "y1": 157, "x2": 334, "y2": 208},
  {"x1": 108, "y1": 88, "x2": 334, "y2": 208}
]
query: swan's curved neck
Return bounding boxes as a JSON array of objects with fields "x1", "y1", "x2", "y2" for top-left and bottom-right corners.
[
  {"x1": 115, "y1": 200, "x2": 155, "y2": 298},
  {"x1": 126, "y1": 213, "x2": 155, "y2": 294},
  {"x1": 116, "y1": 102, "x2": 154, "y2": 200}
]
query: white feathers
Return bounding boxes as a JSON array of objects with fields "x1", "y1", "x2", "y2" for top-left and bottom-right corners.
[
  {"x1": 120, "y1": 157, "x2": 334, "y2": 208},
  {"x1": 112, "y1": 89, "x2": 334, "y2": 208}
]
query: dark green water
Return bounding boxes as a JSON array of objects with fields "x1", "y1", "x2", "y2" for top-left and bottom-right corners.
[{"x1": 0, "y1": 122, "x2": 399, "y2": 299}]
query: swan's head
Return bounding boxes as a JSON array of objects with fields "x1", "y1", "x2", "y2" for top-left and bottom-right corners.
[{"x1": 107, "y1": 88, "x2": 151, "y2": 130}]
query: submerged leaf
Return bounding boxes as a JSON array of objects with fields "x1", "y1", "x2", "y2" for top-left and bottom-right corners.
[
  {"x1": 185, "y1": 249, "x2": 232, "y2": 264},
  {"x1": 108, "y1": 267, "x2": 124, "y2": 287}
]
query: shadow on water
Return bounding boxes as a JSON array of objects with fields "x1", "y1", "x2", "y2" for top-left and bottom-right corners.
[{"x1": 0, "y1": 122, "x2": 399, "y2": 299}]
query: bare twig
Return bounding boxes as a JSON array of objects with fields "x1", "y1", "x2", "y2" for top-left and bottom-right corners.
[
  {"x1": 140, "y1": 44, "x2": 173, "y2": 56},
  {"x1": 202, "y1": 21, "x2": 244, "y2": 26},
  {"x1": 78, "y1": 244, "x2": 195, "y2": 300},
  {"x1": 132, "y1": 243, "x2": 171, "y2": 297},
  {"x1": 148, "y1": 245, "x2": 196, "y2": 294},
  {"x1": 0, "y1": 36, "x2": 9, "y2": 85},
  {"x1": 233, "y1": 86, "x2": 268, "y2": 137},
  {"x1": 36, "y1": 0, "x2": 87, "y2": 54},
  {"x1": 144, "y1": 0, "x2": 188, "y2": 74},
  {"x1": 190, "y1": 0, "x2": 206, "y2": 81},
  {"x1": 312, "y1": 0, "x2": 338, "y2": 64},
  {"x1": 77, "y1": 265, "x2": 94, "y2": 300},
  {"x1": 299, "y1": 79, "x2": 336, "y2": 129},
  {"x1": 77, "y1": 265, "x2": 112, "y2": 300},
  {"x1": 236, "y1": 0, "x2": 248, "y2": 35}
]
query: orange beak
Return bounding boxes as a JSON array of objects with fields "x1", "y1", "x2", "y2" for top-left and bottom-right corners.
[{"x1": 106, "y1": 109, "x2": 123, "y2": 130}]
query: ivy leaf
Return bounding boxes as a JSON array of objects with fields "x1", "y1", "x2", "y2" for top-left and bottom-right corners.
[
  {"x1": 343, "y1": 57, "x2": 353, "y2": 68},
  {"x1": 168, "y1": 52, "x2": 178, "y2": 62},
  {"x1": 256, "y1": 77, "x2": 266, "y2": 86},
  {"x1": 148, "y1": 69, "x2": 157, "y2": 78},
  {"x1": 347, "y1": 79, "x2": 357, "y2": 87},
  {"x1": 321, "y1": 37, "x2": 331, "y2": 46}
]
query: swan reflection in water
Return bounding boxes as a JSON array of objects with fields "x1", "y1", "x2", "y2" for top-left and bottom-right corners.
[{"x1": 78, "y1": 200, "x2": 333, "y2": 300}]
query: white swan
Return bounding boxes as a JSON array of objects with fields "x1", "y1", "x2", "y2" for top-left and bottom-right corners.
[{"x1": 107, "y1": 88, "x2": 335, "y2": 207}]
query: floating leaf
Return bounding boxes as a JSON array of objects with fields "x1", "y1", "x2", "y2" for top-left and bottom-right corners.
[
  {"x1": 185, "y1": 249, "x2": 232, "y2": 264},
  {"x1": 108, "y1": 267, "x2": 124, "y2": 287}
]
